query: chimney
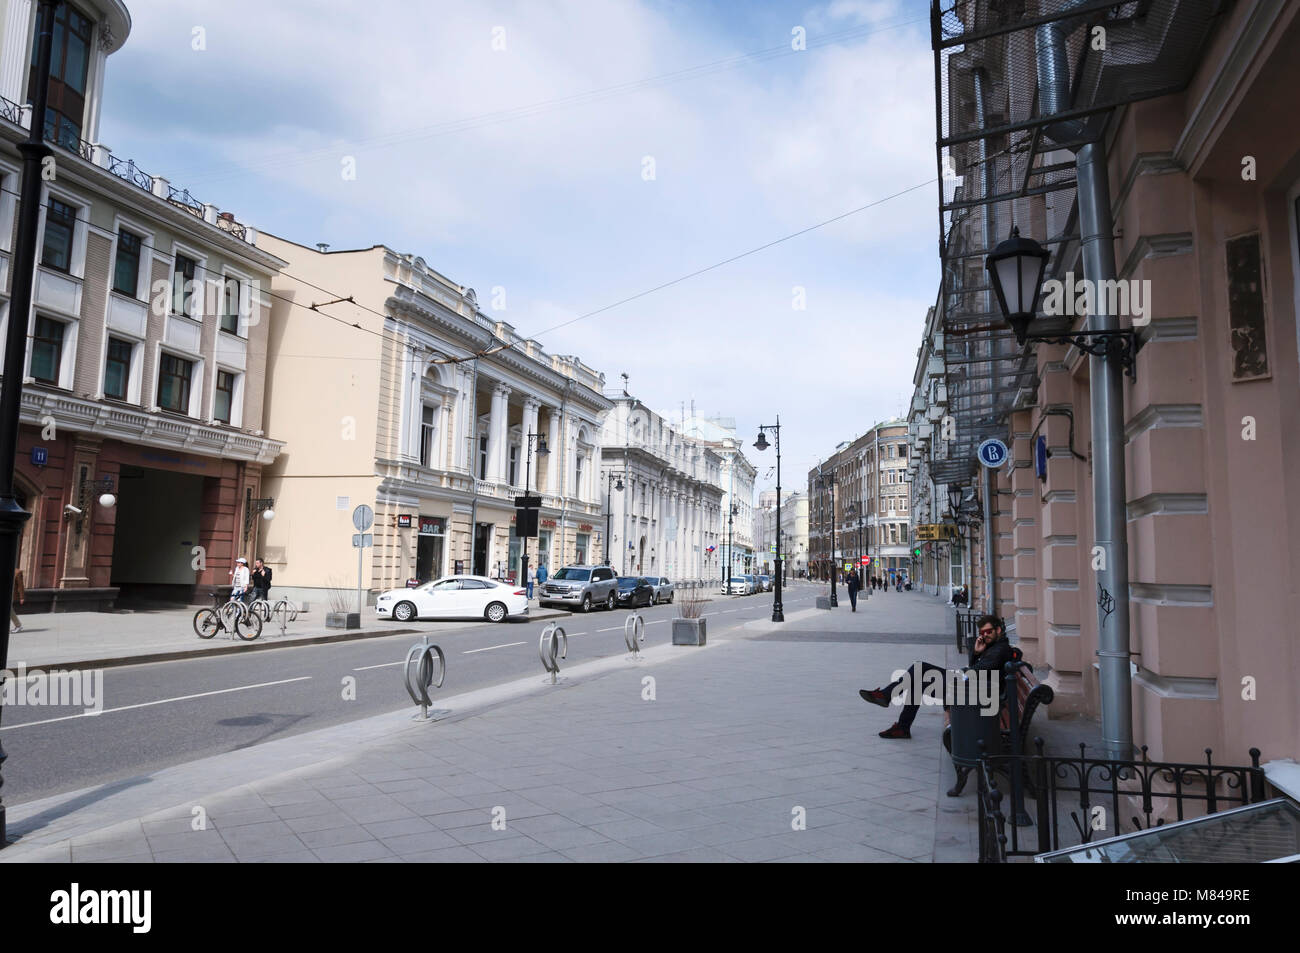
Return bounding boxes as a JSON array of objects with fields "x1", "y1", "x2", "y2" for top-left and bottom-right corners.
[{"x1": 316, "y1": 243, "x2": 330, "y2": 253}]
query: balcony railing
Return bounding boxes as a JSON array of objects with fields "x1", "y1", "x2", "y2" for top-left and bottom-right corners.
[{"x1": 0, "y1": 94, "x2": 255, "y2": 245}]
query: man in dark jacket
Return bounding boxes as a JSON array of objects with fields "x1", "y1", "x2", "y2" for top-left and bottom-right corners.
[
  {"x1": 858, "y1": 615, "x2": 1014, "y2": 739},
  {"x1": 846, "y1": 570, "x2": 860, "y2": 611},
  {"x1": 252, "y1": 558, "x2": 272, "y2": 602}
]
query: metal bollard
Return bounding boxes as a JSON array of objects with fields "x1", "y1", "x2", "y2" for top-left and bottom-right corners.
[
  {"x1": 539, "y1": 622, "x2": 567, "y2": 684},
  {"x1": 404, "y1": 636, "x2": 446, "y2": 721},
  {"x1": 624, "y1": 611, "x2": 645, "y2": 658}
]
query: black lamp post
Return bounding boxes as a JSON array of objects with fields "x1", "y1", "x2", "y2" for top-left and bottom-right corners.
[
  {"x1": 986, "y1": 225, "x2": 1142, "y2": 376},
  {"x1": 604, "y1": 469, "x2": 626, "y2": 567},
  {"x1": 0, "y1": 0, "x2": 57, "y2": 849},
  {"x1": 519, "y1": 431, "x2": 548, "y2": 591},
  {"x1": 754, "y1": 420, "x2": 783, "y2": 622},
  {"x1": 725, "y1": 503, "x2": 738, "y2": 592},
  {"x1": 848, "y1": 500, "x2": 866, "y2": 598}
]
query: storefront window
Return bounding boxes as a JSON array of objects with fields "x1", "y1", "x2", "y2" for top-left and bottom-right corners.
[
  {"x1": 575, "y1": 533, "x2": 589, "y2": 565},
  {"x1": 416, "y1": 515, "x2": 445, "y2": 583}
]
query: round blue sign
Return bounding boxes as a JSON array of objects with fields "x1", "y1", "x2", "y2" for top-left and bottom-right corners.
[{"x1": 977, "y1": 438, "x2": 1008, "y2": 468}]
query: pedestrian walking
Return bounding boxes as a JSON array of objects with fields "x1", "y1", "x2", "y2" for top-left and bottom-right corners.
[
  {"x1": 846, "y1": 570, "x2": 860, "y2": 612},
  {"x1": 525, "y1": 563, "x2": 535, "y2": 600},
  {"x1": 11, "y1": 567, "x2": 24, "y2": 632},
  {"x1": 252, "y1": 558, "x2": 272, "y2": 602}
]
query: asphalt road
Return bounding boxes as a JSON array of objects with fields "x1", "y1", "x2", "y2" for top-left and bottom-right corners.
[{"x1": 1, "y1": 585, "x2": 818, "y2": 804}]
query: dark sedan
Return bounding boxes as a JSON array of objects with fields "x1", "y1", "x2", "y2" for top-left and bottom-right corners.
[{"x1": 615, "y1": 576, "x2": 655, "y2": 608}]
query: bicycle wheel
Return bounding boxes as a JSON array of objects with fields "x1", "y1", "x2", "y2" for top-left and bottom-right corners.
[
  {"x1": 235, "y1": 610, "x2": 262, "y2": 642},
  {"x1": 194, "y1": 608, "x2": 221, "y2": 639},
  {"x1": 273, "y1": 600, "x2": 295, "y2": 627},
  {"x1": 220, "y1": 601, "x2": 243, "y2": 629},
  {"x1": 249, "y1": 599, "x2": 271, "y2": 623}
]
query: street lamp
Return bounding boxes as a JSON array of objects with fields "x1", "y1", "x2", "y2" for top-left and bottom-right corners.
[
  {"x1": 754, "y1": 420, "x2": 783, "y2": 622},
  {"x1": 847, "y1": 500, "x2": 866, "y2": 599},
  {"x1": 519, "y1": 431, "x2": 548, "y2": 592},
  {"x1": 725, "y1": 503, "x2": 739, "y2": 592},
  {"x1": 986, "y1": 225, "x2": 1142, "y2": 375},
  {"x1": 604, "y1": 469, "x2": 626, "y2": 567}
]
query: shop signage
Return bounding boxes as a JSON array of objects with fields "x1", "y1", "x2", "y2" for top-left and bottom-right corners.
[
  {"x1": 579, "y1": 524, "x2": 592, "y2": 531},
  {"x1": 419, "y1": 516, "x2": 444, "y2": 535},
  {"x1": 30, "y1": 447, "x2": 47, "y2": 466},
  {"x1": 396, "y1": 514, "x2": 412, "y2": 528},
  {"x1": 541, "y1": 519, "x2": 556, "y2": 528}
]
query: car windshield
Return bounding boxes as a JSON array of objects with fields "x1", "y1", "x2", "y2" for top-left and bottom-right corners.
[
  {"x1": 730, "y1": 577, "x2": 746, "y2": 583},
  {"x1": 551, "y1": 568, "x2": 590, "y2": 581},
  {"x1": 617, "y1": 577, "x2": 638, "y2": 587}
]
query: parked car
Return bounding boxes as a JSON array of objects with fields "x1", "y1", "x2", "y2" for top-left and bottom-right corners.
[
  {"x1": 721, "y1": 576, "x2": 751, "y2": 595},
  {"x1": 538, "y1": 565, "x2": 618, "y2": 612},
  {"x1": 376, "y1": 575, "x2": 528, "y2": 623},
  {"x1": 615, "y1": 576, "x2": 655, "y2": 608},
  {"x1": 649, "y1": 577, "x2": 674, "y2": 604},
  {"x1": 759, "y1": 574, "x2": 772, "y2": 591},
  {"x1": 743, "y1": 574, "x2": 760, "y2": 594}
]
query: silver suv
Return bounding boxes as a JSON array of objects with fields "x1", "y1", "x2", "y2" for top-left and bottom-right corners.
[{"x1": 539, "y1": 565, "x2": 618, "y2": 612}]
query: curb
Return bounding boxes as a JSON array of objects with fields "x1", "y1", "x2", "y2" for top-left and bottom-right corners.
[{"x1": 14, "y1": 609, "x2": 576, "y2": 672}]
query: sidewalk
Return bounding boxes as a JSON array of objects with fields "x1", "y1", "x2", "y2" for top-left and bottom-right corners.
[
  {"x1": 2, "y1": 589, "x2": 992, "y2": 863},
  {"x1": 5, "y1": 599, "x2": 571, "y2": 670}
]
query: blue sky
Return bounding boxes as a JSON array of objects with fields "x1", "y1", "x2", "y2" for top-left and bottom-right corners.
[{"x1": 102, "y1": 0, "x2": 939, "y2": 491}]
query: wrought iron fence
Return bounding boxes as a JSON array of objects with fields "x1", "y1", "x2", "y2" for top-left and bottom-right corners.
[{"x1": 976, "y1": 740, "x2": 1267, "y2": 862}]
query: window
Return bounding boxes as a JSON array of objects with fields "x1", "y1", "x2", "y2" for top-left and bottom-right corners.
[
  {"x1": 214, "y1": 370, "x2": 236, "y2": 424},
  {"x1": 30, "y1": 3, "x2": 92, "y2": 149},
  {"x1": 575, "y1": 454, "x2": 585, "y2": 497},
  {"x1": 508, "y1": 444, "x2": 518, "y2": 486},
  {"x1": 41, "y1": 198, "x2": 76, "y2": 272},
  {"x1": 478, "y1": 434, "x2": 488, "y2": 480},
  {"x1": 113, "y1": 230, "x2": 142, "y2": 296},
  {"x1": 220, "y1": 277, "x2": 241, "y2": 334},
  {"x1": 420, "y1": 404, "x2": 436, "y2": 467},
  {"x1": 157, "y1": 353, "x2": 193, "y2": 414},
  {"x1": 103, "y1": 337, "x2": 131, "y2": 400},
  {"x1": 172, "y1": 254, "x2": 198, "y2": 317},
  {"x1": 30, "y1": 316, "x2": 64, "y2": 384}
]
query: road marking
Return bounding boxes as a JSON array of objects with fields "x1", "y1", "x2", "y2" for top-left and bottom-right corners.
[
  {"x1": 1, "y1": 676, "x2": 314, "y2": 731},
  {"x1": 354, "y1": 660, "x2": 405, "y2": 671},
  {"x1": 462, "y1": 641, "x2": 526, "y2": 654},
  {"x1": 646, "y1": 620, "x2": 665, "y2": 625},
  {"x1": 722, "y1": 610, "x2": 738, "y2": 614},
  {"x1": 596, "y1": 626, "x2": 622, "y2": 632}
]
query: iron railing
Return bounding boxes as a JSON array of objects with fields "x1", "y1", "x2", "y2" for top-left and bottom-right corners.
[{"x1": 976, "y1": 740, "x2": 1267, "y2": 862}]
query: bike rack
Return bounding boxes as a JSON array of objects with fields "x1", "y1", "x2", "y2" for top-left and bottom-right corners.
[
  {"x1": 404, "y1": 636, "x2": 448, "y2": 721},
  {"x1": 624, "y1": 611, "x2": 645, "y2": 658},
  {"x1": 539, "y1": 622, "x2": 567, "y2": 684}
]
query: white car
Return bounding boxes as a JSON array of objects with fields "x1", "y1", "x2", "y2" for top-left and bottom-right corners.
[
  {"x1": 720, "y1": 576, "x2": 751, "y2": 595},
  {"x1": 376, "y1": 575, "x2": 528, "y2": 623}
]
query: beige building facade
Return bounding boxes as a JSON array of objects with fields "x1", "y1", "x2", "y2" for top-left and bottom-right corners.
[{"x1": 255, "y1": 235, "x2": 610, "y2": 602}]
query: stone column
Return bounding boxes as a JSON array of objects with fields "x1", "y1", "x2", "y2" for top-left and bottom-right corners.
[
  {"x1": 486, "y1": 384, "x2": 510, "y2": 482},
  {"x1": 545, "y1": 410, "x2": 559, "y2": 496},
  {"x1": 521, "y1": 397, "x2": 540, "y2": 491}
]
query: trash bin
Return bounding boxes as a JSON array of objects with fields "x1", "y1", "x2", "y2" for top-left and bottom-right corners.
[{"x1": 948, "y1": 703, "x2": 1002, "y2": 767}]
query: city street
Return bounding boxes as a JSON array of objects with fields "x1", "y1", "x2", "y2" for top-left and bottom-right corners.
[{"x1": 2, "y1": 586, "x2": 817, "y2": 804}]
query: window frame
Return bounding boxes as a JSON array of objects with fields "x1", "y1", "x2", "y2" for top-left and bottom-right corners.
[
  {"x1": 30, "y1": 314, "x2": 66, "y2": 385},
  {"x1": 171, "y1": 251, "x2": 200, "y2": 318},
  {"x1": 112, "y1": 228, "x2": 143, "y2": 298},
  {"x1": 213, "y1": 368, "x2": 237, "y2": 424},
  {"x1": 40, "y1": 196, "x2": 77, "y2": 273},
  {"x1": 420, "y1": 403, "x2": 436, "y2": 467},
  {"x1": 156, "y1": 350, "x2": 195, "y2": 416},
  {"x1": 103, "y1": 336, "x2": 133, "y2": 401}
]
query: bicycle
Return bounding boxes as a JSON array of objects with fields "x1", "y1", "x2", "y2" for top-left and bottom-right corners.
[{"x1": 193, "y1": 592, "x2": 262, "y2": 641}]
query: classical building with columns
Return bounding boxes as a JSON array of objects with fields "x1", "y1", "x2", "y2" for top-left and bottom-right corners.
[
  {"x1": 255, "y1": 233, "x2": 610, "y2": 601},
  {"x1": 597, "y1": 397, "x2": 723, "y2": 582}
]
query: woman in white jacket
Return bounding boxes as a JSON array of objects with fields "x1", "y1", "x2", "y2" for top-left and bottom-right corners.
[{"x1": 230, "y1": 557, "x2": 251, "y2": 603}]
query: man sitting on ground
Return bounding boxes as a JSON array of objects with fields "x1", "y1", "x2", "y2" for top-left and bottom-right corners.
[{"x1": 858, "y1": 615, "x2": 1014, "y2": 739}]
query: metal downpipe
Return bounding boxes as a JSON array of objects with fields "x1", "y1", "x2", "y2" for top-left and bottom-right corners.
[{"x1": 1034, "y1": 7, "x2": 1134, "y2": 760}]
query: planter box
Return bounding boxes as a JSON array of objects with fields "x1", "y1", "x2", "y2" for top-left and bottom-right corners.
[
  {"x1": 816, "y1": 596, "x2": 833, "y2": 610},
  {"x1": 672, "y1": 618, "x2": 706, "y2": 645},
  {"x1": 326, "y1": 611, "x2": 360, "y2": 629}
]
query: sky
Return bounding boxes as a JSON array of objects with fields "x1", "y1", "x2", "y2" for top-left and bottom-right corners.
[{"x1": 100, "y1": 0, "x2": 940, "y2": 494}]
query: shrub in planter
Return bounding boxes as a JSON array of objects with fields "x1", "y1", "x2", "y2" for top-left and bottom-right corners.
[{"x1": 672, "y1": 584, "x2": 707, "y2": 645}]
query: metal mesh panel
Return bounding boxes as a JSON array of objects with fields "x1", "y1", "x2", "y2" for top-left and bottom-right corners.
[{"x1": 928, "y1": 0, "x2": 1230, "y2": 486}]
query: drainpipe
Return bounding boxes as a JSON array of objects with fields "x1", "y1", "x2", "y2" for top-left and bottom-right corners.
[
  {"x1": 555, "y1": 378, "x2": 574, "y2": 567},
  {"x1": 467, "y1": 357, "x2": 481, "y2": 573},
  {"x1": 974, "y1": 66, "x2": 998, "y2": 617},
  {"x1": 1035, "y1": 4, "x2": 1133, "y2": 761}
]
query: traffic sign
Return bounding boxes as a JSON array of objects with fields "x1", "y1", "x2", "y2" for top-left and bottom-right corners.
[
  {"x1": 514, "y1": 494, "x2": 542, "y2": 509},
  {"x1": 352, "y1": 533, "x2": 373, "y2": 548},
  {"x1": 353, "y1": 504, "x2": 374, "y2": 532},
  {"x1": 977, "y1": 438, "x2": 1008, "y2": 468}
]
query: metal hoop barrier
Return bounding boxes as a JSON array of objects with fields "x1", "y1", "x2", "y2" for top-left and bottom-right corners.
[
  {"x1": 404, "y1": 637, "x2": 446, "y2": 720},
  {"x1": 624, "y1": 612, "x2": 645, "y2": 656},
  {"x1": 539, "y1": 622, "x2": 568, "y2": 684}
]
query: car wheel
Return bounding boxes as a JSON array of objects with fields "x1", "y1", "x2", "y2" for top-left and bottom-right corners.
[
  {"x1": 668, "y1": 592, "x2": 674, "y2": 603},
  {"x1": 606, "y1": 592, "x2": 616, "y2": 611},
  {"x1": 581, "y1": 594, "x2": 593, "y2": 613},
  {"x1": 485, "y1": 602, "x2": 507, "y2": 623},
  {"x1": 393, "y1": 601, "x2": 417, "y2": 622}
]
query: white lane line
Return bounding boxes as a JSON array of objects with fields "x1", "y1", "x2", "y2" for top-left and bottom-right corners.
[
  {"x1": 646, "y1": 620, "x2": 665, "y2": 625},
  {"x1": 596, "y1": 626, "x2": 622, "y2": 632},
  {"x1": 462, "y1": 641, "x2": 527, "y2": 655},
  {"x1": 722, "y1": 610, "x2": 738, "y2": 614},
  {"x1": 354, "y1": 660, "x2": 405, "y2": 671},
  {"x1": 1, "y1": 676, "x2": 314, "y2": 731}
]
